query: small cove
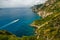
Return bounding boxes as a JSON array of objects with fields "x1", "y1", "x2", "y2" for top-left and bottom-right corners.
[{"x1": 0, "y1": 8, "x2": 40, "y2": 37}]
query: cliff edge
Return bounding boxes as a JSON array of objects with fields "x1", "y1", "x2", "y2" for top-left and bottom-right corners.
[{"x1": 31, "y1": 0, "x2": 60, "y2": 40}]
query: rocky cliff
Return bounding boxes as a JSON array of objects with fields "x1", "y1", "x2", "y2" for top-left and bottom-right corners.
[
  {"x1": 31, "y1": 0, "x2": 60, "y2": 40},
  {"x1": 32, "y1": 0, "x2": 60, "y2": 18},
  {"x1": 0, "y1": 0, "x2": 60, "y2": 40}
]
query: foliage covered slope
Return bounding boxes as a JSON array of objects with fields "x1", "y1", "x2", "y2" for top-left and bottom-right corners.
[
  {"x1": 0, "y1": 30, "x2": 36, "y2": 40},
  {"x1": 31, "y1": 0, "x2": 60, "y2": 40},
  {"x1": 0, "y1": 0, "x2": 60, "y2": 40}
]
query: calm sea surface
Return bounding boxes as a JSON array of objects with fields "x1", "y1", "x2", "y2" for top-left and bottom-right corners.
[{"x1": 0, "y1": 8, "x2": 40, "y2": 37}]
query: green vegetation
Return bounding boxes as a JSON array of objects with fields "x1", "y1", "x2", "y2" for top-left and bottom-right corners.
[
  {"x1": 32, "y1": 0, "x2": 60, "y2": 40},
  {"x1": 0, "y1": 30, "x2": 37, "y2": 40},
  {"x1": 0, "y1": 0, "x2": 60, "y2": 40}
]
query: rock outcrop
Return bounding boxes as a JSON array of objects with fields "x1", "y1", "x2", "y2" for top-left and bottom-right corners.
[
  {"x1": 32, "y1": 0, "x2": 60, "y2": 18},
  {"x1": 31, "y1": 0, "x2": 60, "y2": 40}
]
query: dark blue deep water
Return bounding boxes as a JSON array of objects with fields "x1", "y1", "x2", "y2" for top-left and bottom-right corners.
[{"x1": 0, "y1": 8, "x2": 40, "y2": 37}]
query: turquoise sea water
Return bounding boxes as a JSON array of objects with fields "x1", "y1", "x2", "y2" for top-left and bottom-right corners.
[{"x1": 0, "y1": 8, "x2": 40, "y2": 37}]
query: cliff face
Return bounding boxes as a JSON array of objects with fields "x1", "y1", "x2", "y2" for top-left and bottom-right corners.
[
  {"x1": 32, "y1": 0, "x2": 60, "y2": 40},
  {"x1": 32, "y1": 0, "x2": 60, "y2": 18},
  {"x1": 0, "y1": 0, "x2": 60, "y2": 40}
]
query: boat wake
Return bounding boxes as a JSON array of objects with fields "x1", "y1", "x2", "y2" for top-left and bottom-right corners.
[{"x1": 0, "y1": 19, "x2": 19, "y2": 29}]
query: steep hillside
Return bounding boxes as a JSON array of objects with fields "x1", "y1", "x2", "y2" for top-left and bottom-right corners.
[
  {"x1": 0, "y1": 0, "x2": 60, "y2": 40},
  {"x1": 31, "y1": 0, "x2": 60, "y2": 40},
  {"x1": 32, "y1": 0, "x2": 60, "y2": 18}
]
